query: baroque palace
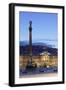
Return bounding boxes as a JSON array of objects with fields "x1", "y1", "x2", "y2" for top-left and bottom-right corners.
[{"x1": 19, "y1": 50, "x2": 58, "y2": 69}]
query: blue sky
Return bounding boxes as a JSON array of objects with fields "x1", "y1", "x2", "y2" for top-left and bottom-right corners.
[{"x1": 19, "y1": 12, "x2": 58, "y2": 48}]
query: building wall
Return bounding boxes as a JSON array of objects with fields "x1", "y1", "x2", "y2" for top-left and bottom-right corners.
[{"x1": 19, "y1": 54, "x2": 58, "y2": 69}]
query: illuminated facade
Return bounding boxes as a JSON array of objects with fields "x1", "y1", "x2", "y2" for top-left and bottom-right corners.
[{"x1": 19, "y1": 51, "x2": 58, "y2": 69}]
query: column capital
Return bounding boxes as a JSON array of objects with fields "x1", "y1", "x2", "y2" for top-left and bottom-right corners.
[{"x1": 29, "y1": 21, "x2": 32, "y2": 31}]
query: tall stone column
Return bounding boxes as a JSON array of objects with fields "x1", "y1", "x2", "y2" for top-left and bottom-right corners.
[
  {"x1": 26, "y1": 21, "x2": 33, "y2": 69},
  {"x1": 26, "y1": 21, "x2": 37, "y2": 70},
  {"x1": 29, "y1": 21, "x2": 32, "y2": 63}
]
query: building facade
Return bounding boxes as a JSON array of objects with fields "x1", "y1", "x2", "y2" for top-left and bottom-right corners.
[{"x1": 19, "y1": 51, "x2": 58, "y2": 69}]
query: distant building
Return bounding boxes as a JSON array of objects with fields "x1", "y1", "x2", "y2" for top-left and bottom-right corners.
[{"x1": 19, "y1": 51, "x2": 58, "y2": 69}]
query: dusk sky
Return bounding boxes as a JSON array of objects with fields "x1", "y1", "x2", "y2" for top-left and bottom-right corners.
[{"x1": 19, "y1": 12, "x2": 58, "y2": 48}]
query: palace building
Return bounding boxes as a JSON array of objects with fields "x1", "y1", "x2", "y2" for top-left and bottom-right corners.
[{"x1": 19, "y1": 50, "x2": 58, "y2": 69}]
